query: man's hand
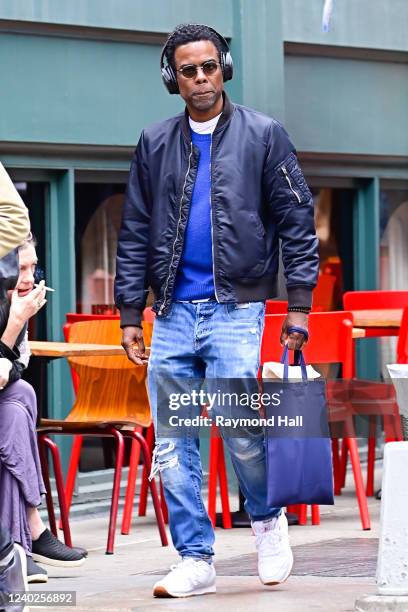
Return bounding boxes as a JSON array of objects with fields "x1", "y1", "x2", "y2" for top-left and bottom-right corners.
[
  {"x1": 121, "y1": 326, "x2": 149, "y2": 366},
  {"x1": 280, "y1": 312, "x2": 309, "y2": 350}
]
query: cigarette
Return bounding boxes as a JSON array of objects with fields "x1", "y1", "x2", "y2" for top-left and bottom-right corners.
[{"x1": 34, "y1": 283, "x2": 55, "y2": 292}]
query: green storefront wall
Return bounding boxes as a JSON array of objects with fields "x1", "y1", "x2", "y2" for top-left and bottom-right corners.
[{"x1": 1, "y1": 0, "x2": 408, "y2": 467}]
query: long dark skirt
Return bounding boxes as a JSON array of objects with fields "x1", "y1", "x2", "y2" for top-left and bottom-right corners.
[{"x1": 0, "y1": 379, "x2": 46, "y2": 555}]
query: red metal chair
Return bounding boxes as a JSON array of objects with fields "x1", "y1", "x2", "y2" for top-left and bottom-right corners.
[
  {"x1": 208, "y1": 308, "x2": 344, "y2": 528},
  {"x1": 322, "y1": 257, "x2": 343, "y2": 283},
  {"x1": 265, "y1": 300, "x2": 289, "y2": 314},
  {"x1": 344, "y1": 380, "x2": 402, "y2": 497},
  {"x1": 313, "y1": 273, "x2": 336, "y2": 311},
  {"x1": 342, "y1": 293, "x2": 408, "y2": 494},
  {"x1": 359, "y1": 306, "x2": 408, "y2": 495},
  {"x1": 62, "y1": 310, "x2": 161, "y2": 536},
  {"x1": 207, "y1": 423, "x2": 232, "y2": 529},
  {"x1": 62, "y1": 313, "x2": 121, "y2": 534},
  {"x1": 266, "y1": 300, "x2": 324, "y2": 315},
  {"x1": 39, "y1": 319, "x2": 167, "y2": 553},
  {"x1": 343, "y1": 290, "x2": 408, "y2": 337},
  {"x1": 260, "y1": 311, "x2": 371, "y2": 530},
  {"x1": 36, "y1": 428, "x2": 73, "y2": 547},
  {"x1": 142, "y1": 307, "x2": 156, "y2": 322},
  {"x1": 322, "y1": 257, "x2": 344, "y2": 307},
  {"x1": 397, "y1": 307, "x2": 408, "y2": 364}
]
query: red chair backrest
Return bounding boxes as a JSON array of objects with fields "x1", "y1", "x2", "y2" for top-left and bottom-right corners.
[
  {"x1": 66, "y1": 313, "x2": 119, "y2": 324},
  {"x1": 66, "y1": 308, "x2": 155, "y2": 324},
  {"x1": 143, "y1": 307, "x2": 156, "y2": 322},
  {"x1": 64, "y1": 309, "x2": 155, "y2": 392},
  {"x1": 266, "y1": 300, "x2": 323, "y2": 314},
  {"x1": 343, "y1": 291, "x2": 408, "y2": 310},
  {"x1": 65, "y1": 315, "x2": 120, "y2": 394},
  {"x1": 397, "y1": 307, "x2": 408, "y2": 364},
  {"x1": 265, "y1": 300, "x2": 288, "y2": 314},
  {"x1": 322, "y1": 259, "x2": 343, "y2": 286},
  {"x1": 261, "y1": 311, "x2": 354, "y2": 377},
  {"x1": 313, "y1": 273, "x2": 336, "y2": 310}
]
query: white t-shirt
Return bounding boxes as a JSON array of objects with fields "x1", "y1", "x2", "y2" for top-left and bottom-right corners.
[{"x1": 188, "y1": 113, "x2": 222, "y2": 135}]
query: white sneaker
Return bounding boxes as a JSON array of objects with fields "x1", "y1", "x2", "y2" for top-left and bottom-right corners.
[
  {"x1": 153, "y1": 557, "x2": 216, "y2": 598},
  {"x1": 252, "y1": 512, "x2": 294, "y2": 585}
]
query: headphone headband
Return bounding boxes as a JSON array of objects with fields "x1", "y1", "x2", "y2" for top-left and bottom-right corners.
[{"x1": 160, "y1": 24, "x2": 233, "y2": 94}]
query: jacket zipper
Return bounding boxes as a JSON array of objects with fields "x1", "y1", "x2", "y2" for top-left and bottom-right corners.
[
  {"x1": 209, "y1": 137, "x2": 220, "y2": 302},
  {"x1": 158, "y1": 142, "x2": 194, "y2": 315},
  {"x1": 281, "y1": 166, "x2": 301, "y2": 204}
]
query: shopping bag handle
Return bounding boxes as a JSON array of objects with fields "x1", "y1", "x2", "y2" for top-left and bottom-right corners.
[
  {"x1": 286, "y1": 325, "x2": 309, "y2": 342},
  {"x1": 280, "y1": 326, "x2": 308, "y2": 381},
  {"x1": 280, "y1": 345, "x2": 308, "y2": 381}
]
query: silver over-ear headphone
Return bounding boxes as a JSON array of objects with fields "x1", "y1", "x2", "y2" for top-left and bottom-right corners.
[{"x1": 160, "y1": 25, "x2": 233, "y2": 95}]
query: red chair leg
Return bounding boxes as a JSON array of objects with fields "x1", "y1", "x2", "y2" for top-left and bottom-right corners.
[
  {"x1": 298, "y1": 504, "x2": 307, "y2": 526},
  {"x1": 338, "y1": 438, "x2": 349, "y2": 491},
  {"x1": 311, "y1": 505, "x2": 320, "y2": 525},
  {"x1": 38, "y1": 435, "x2": 57, "y2": 537},
  {"x1": 217, "y1": 440, "x2": 232, "y2": 529},
  {"x1": 58, "y1": 434, "x2": 83, "y2": 530},
  {"x1": 346, "y1": 438, "x2": 371, "y2": 530},
  {"x1": 138, "y1": 424, "x2": 154, "y2": 517},
  {"x1": 159, "y1": 479, "x2": 168, "y2": 524},
  {"x1": 208, "y1": 431, "x2": 219, "y2": 527},
  {"x1": 121, "y1": 426, "x2": 142, "y2": 535},
  {"x1": 366, "y1": 416, "x2": 377, "y2": 497},
  {"x1": 130, "y1": 431, "x2": 168, "y2": 546},
  {"x1": 384, "y1": 414, "x2": 403, "y2": 442},
  {"x1": 42, "y1": 436, "x2": 72, "y2": 547},
  {"x1": 331, "y1": 438, "x2": 341, "y2": 495},
  {"x1": 106, "y1": 429, "x2": 125, "y2": 554}
]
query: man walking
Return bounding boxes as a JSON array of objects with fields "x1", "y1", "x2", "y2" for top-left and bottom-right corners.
[{"x1": 115, "y1": 23, "x2": 319, "y2": 597}]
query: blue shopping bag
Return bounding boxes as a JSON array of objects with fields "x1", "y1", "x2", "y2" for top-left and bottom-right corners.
[{"x1": 264, "y1": 344, "x2": 334, "y2": 507}]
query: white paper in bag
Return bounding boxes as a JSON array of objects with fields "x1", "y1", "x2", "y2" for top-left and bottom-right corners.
[{"x1": 263, "y1": 362, "x2": 321, "y2": 380}]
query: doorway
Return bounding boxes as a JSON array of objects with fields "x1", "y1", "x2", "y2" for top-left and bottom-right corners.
[{"x1": 313, "y1": 186, "x2": 355, "y2": 308}]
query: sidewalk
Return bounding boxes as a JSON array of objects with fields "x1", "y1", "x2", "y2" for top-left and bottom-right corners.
[{"x1": 31, "y1": 469, "x2": 381, "y2": 611}]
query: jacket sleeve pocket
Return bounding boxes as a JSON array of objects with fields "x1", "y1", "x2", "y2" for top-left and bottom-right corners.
[{"x1": 275, "y1": 152, "x2": 312, "y2": 205}]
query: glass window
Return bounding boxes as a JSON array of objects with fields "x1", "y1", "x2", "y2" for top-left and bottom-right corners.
[
  {"x1": 379, "y1": 186, "x2": 408, "y2": 375},
  {"x1": 75, "y1": 183, "x2": 125, "y2": 314},
  {"x1": 380, "y1": 188, "x2": 408, "y2": 291}
]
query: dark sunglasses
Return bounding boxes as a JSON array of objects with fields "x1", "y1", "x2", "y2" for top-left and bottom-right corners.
[{"x1": 177, "y1": 60, "x2": 220, "y2": 79}]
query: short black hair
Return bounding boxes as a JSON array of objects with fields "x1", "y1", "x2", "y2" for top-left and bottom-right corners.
[{"x1": 165, "y1": 23, "x2": 223, "y2": 70}]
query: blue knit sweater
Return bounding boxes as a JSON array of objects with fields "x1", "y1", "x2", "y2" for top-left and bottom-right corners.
[{"x1": 173, "y1": 130, "x2": 215, "y2": 301}]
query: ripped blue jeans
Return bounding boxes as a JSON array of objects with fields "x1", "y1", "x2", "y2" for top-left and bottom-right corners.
[{"x1": 147, "y1": 300, "x2": 281, "y2": 560}]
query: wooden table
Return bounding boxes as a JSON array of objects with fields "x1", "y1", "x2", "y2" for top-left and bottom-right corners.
[
  {"x1": 31, "y1": 333, "x2": 367, "y2": 356},
  {"x1": 352, "y1": 327, "x2": 366, "y2": 339},
  {"x1": 351, "y1": 309, "x2": 403, "y2": 329},
  {"x1": 29, "y1": 341, "x2": 126, "y2": 358},
  {"x1": 29, "y1": 341, "x2": 151, "y2": 359}
]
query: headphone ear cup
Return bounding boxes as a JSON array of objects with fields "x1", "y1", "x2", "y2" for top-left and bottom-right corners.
[
  {"x1": 161, "y1": 65, "x2": 179, "y2": 94},
  {"x1": 222, "y1": 51, "x2": 233, "y2": 82}
]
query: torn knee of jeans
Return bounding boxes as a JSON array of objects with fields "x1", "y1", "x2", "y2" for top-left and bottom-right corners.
[{"x1": 149, "y1": 441, "x2": 179, "y2": 481}]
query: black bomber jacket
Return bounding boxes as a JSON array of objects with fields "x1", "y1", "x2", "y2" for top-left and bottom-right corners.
[{"x1": 114, "y1": 94, "x2": 319, "y2": 327}]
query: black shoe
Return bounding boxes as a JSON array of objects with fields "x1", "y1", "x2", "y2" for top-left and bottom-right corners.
[
  {"x1": 27, "y1": 556, "x2": 48, "y2": 583},
  {"x1": 32, "y1": 529, "x2": 86, "y2": 567},
  {"x1": 375, "y1": 488, "x2": 382, "y2": 500}
]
